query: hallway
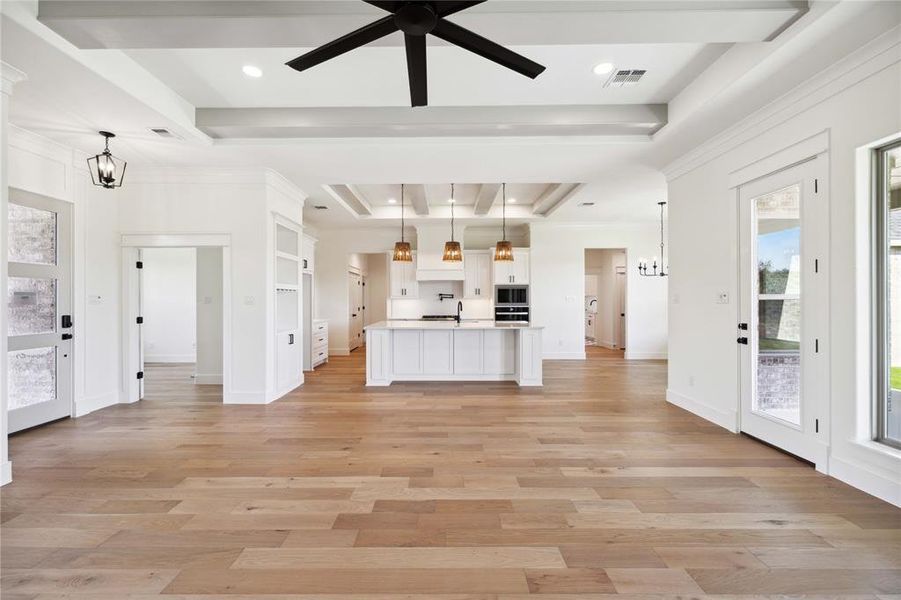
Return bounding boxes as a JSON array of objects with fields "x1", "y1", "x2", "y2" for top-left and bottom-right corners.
[{"x1": 1, "y1": 351, "x2": 899, "y2": 596}]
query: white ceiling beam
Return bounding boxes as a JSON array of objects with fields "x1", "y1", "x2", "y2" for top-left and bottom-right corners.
[
  {"x1": 532, "y1": 183, "x2": 585, "y2": 216},
  {"x1": 321, "y1": 184, "x2": 372, "y2": 217},
  {"x1": 473, "y1": 184, "x2": 501, "y2": 216},
  {"x1": 409, "y1": 184, "x2": 429, "y2": 217},
  {"x1": 39, "y1": 1, "x2": 809, "y2": 49},
  {"x1": 197, "y1": 104, "x2": 667, "y2": 139}
]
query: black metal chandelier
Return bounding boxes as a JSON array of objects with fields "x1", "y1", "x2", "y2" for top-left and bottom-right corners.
[
  {"x1": 87, "y1": 131, "x2": 127, "y2": 189},
  {"x1": 638, "y1": 201, "x2": 668, "y2": 277}
]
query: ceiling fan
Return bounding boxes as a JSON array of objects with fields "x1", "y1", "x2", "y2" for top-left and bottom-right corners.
[{"x1": 285, "y1": 1, "x2": 546, "y2": 107}]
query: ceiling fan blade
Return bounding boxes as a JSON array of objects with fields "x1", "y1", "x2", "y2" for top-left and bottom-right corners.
[
  {"x1": 431, "y1": 18, "x2": 545, "y2": 79},
  {"x1": 362, "y1": 1, "x2": 400, "y2": 12},
  {"x1": 286, "y1": 15, "x2": 399, "y2": 72},
  {"x1": 404, "y1": 33, "x2": 428, "y2": 107},
  {"x1": 436, "y1": 1, "x2": 487, "y2": 17}
]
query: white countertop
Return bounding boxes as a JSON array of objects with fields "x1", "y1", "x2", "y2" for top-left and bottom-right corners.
[{"x1": 366, "y1": 320, "x2": 542, "y2": 330}]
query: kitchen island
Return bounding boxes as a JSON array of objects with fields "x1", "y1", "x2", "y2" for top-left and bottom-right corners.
[{"x1": 365, "y1": 320, "x2": 543, "y2": 387}]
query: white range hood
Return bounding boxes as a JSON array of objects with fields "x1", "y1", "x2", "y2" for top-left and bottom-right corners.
[{"x1": 415, "y1": 224, "x2": 465, "y2": 281}]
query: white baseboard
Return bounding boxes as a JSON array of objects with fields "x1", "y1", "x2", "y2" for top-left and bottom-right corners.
[
  {"x1": 829, "y1": 455, "x2": 901, "y2": 507},
  {"x1": 625, "y1": 351, "x2": 668, "y2": 360},
  {"x1": 224, "y1": 390, "x2": 272, "y2": 405},
  {"x1": 666, "y1": 388, "x2": 738, "y2": 433},
  {"x1": 194, "y1": 373, "x2": 223, "y2": 385},
  {"x1": 330, "y1": 347, "x2": 350, "y2": 356},
  {"x1": 1, "y1": 461, "x2": 11, "y2": 486},
  {"x1": 75, "y1": 391, "x2": 119, "y2": 417},
  {"x1": 144, "y1": 354, "x2": 196, "y2": 363},
  {"x1": 543, "y1": 351, "x2": 586, "y2": 360}
]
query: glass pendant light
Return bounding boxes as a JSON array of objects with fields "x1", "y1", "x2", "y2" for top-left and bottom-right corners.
[
  {"x1": 494, "y1": 182, "x2": 514, "y2": 261},
  {"x1": 393, "y1": 183, "x2": 413, "y2": 262},
  {"x1": 87, "y1": 131, "x2": 127, "y2": 189},
  {"x1": 442, "y1": 183, "x2": 462, "y2": 262}
]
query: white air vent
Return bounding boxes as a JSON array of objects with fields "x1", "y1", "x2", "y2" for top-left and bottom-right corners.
[
  {"x1": 149, "y1": 127, "x2": 179, "y2": 138},
  {"x1": 604, "y1": 69, "x2": 646, "y2": 88}
]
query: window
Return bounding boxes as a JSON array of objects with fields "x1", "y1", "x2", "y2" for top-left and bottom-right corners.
[{"x1": 875, "y1": 140, "x2": 901, "y2": 448}]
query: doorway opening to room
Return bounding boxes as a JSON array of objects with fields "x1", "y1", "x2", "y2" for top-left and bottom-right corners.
[
  {"x1": 348, "y1": 253, "x2": 389, "y2": 353},
  {"x1": 584, "y1": 248, "x2": 626, "y2": 355},
  {"x1": 121, "y1": 241, "x2": 229, "y2": 404}
]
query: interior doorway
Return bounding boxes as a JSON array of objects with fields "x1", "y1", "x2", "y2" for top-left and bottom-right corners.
[
  {"x1": 122, "y1": 236, "x2": 231, "y2": 404},
  {"x1": 136, "y1": 247, "x2": 224, "y2": 403},
  {"x1": 584, "y1": 248, "x2": 626, "y2": 352},
  {"x1": 7, "y1": 189, "x2": 73, "y2": 433}
]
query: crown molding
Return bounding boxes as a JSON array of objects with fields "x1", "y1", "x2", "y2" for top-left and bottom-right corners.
[
  {"x1": 662, "y1": 24, "x2": 901, "y2": 182},
  {"x1": 265, "y1": 169, "x2": 307, "y2": 205},
  {"x1": 1, "y1": 62, "x2": 27, "y2": 95}
]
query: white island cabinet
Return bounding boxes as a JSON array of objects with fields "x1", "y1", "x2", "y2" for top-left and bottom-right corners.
[{"x1": 365, "y1": 321, "x2": 543, "y2": 387}]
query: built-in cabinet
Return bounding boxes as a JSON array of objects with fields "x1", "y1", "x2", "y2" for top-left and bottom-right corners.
[
  {"x1": 390, "y1": 251, "x2": 419, "y2": 298},
  {"x1": 463, "y1": 251, "x2": 492, "y2": 298},
  {"x1": 312, "y1": 319, "x2": 328, "y2": 367},
  {"x1": 492, "y1": 249, "x2": 530, "y2": 285},
  {"x1": 275, "y1": 220, "x2": 302, "y2": 395}
]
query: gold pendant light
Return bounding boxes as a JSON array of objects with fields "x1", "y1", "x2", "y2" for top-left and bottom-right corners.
[
  {"x1": 393, "y1": 183, "x2": 413, "y2": 262},
  {"x1": 494, "y1": 182, "x2": 514, "y2": 261},
  {"x1": 442, "y1": 183, "x2": 462, "y2": 262}
]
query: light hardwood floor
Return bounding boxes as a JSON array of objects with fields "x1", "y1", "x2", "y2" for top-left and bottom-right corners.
[{"x1": 2, "y1": 347, "x2": 900, "y2": 598}]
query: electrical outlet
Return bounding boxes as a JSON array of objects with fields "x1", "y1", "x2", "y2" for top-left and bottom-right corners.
[
  {"x1": 716, "y1": 292, "x2": 729, "y2": 304},
  {"x1": 244, "y1": 296, "x2": 255, "y2": 306}
]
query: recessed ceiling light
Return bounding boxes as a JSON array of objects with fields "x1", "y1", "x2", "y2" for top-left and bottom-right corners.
[
  {"x1": 242, "y1": 65, "x2": 263, "y2": 78},
  {"x1": 387, "y1": 198, "x2": 397, "y2": 204},
  {"x1": 508, "y1": 198, "x2": 517, "y2": 203},
  {"x1": 593, "y1": 62, "x2": 614, "y2": 76}
]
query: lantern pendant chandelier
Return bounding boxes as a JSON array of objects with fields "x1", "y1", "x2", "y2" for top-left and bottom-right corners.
[
  {"x1": 392, "y1": 183, "x2": 413, "y2": 262},
  {"x1": 87, "y1": 131, "x2": 127, "y2": 189},
  {"x1": 638, "y1": 201, "x2": 668, "y2": 277},
  {"x1": 494, "y1": 183, "x2": 514, "y2": 262},
  {"x1": 442, "y1": 183, "x2": 462, "y2": 262}
]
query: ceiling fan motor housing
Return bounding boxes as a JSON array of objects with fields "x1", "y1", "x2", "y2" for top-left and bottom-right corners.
[{"x1": 395, "y1": 2, "x2": 438, "y2": 35}]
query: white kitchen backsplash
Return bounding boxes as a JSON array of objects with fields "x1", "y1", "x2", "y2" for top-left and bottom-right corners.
[{"x1": 389, "y1": 281, "x2": 494, "y2": 319}]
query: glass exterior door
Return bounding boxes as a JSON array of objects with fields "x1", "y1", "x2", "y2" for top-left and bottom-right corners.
[
  {"x1": 7, "y1": 191, "x2": 72, "y2": 432},
  {"x1": 738, "y1": 158, "x2": 826, "y2": 466}
]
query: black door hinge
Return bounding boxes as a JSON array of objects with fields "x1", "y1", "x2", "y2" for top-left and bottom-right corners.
[
  {"x1": 815, "y1": 339, "x2": 819, "y2": 353},
  {"x1": 814, "y1": 179, "x2": 818, "y2": 193},
  {"x1": 136, "y1": 371, "x2": 144, "y2": 380},
  {"x1": 136, "y1": 261, "x2": 143, "y2": 269},
  {"x1": 815, "y1": 259, "x2": 819, "y2": 273},
  {"x1": 815, "y1": 418, "x2": 819, "y2": 433},
  {"x1": 737, "y1": 337, "x2": 748, "y2": 345},
  {"x1": 136, "y1": 316, "x2": 144, "y2": 324}
]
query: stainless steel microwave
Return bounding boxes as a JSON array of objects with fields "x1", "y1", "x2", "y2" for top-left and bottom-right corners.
[{"x1": 496, "y1": 285, "x2": 528, "y2": 306}]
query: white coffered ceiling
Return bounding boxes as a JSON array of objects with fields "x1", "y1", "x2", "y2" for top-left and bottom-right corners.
[{"x1": 2, "y1": 0, "x2": 898, "y2": 228}]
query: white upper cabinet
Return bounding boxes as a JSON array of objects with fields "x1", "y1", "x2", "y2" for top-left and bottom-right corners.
[
  {"x1": 463, "y1": 251, "x2": 491, "y2": 299},
  {"x1": 390, "y1": 251, "x2": 419, "y2": 298},
  {"x1": 493, "y1": 248, "x2": 530, "y2": 285}
]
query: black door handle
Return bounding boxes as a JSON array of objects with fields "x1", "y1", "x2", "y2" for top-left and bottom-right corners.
[
  {"x1": 62, "y1": 333, "x2": 73, "y2": 340},
  {"x1": 738, "y1": 323, "x2": 748, "y2": 330},
  {"x1": 288, "y1": 333, "x2": 294, "y2": 344},
  {"x1": 737, "y1": 337, "x2": 748, "y2": 345},
  {"x1": 61, "y1": 315, "x2": 73, "y2": 328}
]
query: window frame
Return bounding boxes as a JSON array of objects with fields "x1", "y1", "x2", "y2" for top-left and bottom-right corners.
[{"x1": 873, "y1": 138, "x2": 901, "y2": 450}]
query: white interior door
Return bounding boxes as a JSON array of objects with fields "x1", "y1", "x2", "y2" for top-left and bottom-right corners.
[
  {"x1": 349, "y1": 272, "x2": 363, "y2": 351},
  {"x1": 738, "y1": 157, "x2": 828, "y2": 468},
  {"x1": 7, "y1": 191, "x2": 73, "y2": 433},
  {"x1": 615, "y1": 267, "x2": 626, "y2": 349}
]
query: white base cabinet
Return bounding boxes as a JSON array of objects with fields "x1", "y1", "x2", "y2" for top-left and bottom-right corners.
[
  {"x1": 312, "y1": 319, "x2": 329, "y2": 368},
  {"x1": 366, "y1": 324, "x2": 542, "y2": 387}
]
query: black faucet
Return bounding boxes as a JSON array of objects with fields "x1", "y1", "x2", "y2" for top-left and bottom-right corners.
[{"x1": 455, "y1": 301, "x2": 463, "y2": 324}]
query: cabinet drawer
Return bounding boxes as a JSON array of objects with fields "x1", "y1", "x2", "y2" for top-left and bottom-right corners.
[
  {"x1": 314, "y1": 333, "x2": 328, "y2": 346},
  {"x1": 314, "y1": 321, "x2": 328, "y2": 333}
]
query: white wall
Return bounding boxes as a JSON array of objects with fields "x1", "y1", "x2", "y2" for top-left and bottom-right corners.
[
  {"x1": 142, "y1": 247, "x2": 196, "y2": 363},
  {"x1": 665, "y1": 30, "x2": 901, "y2": 505},
  {"x1": 531, "y1": 223, "x2": 668, "y2": 360},
  {"x1": 195, "y1": 247, "x2": 223, "y2": 383}
]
